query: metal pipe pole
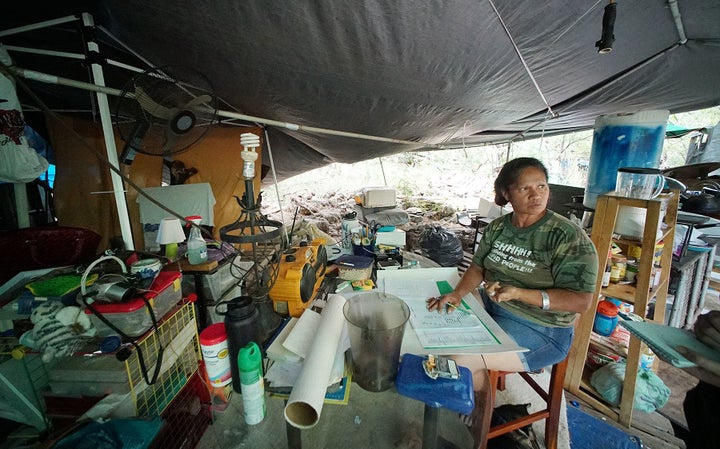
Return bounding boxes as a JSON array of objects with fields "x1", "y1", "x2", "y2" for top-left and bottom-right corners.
[{"x1": 81, "y1": 13, "x2": 134, "y2": 250}]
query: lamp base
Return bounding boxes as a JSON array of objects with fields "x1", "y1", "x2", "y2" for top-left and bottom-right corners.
[{"x1": 164, "y1": 242, "x2": 179, "y2": 260}]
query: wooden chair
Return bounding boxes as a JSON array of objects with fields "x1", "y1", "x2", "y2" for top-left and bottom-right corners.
[{"x1": 475, "y1": 356, "x2": 569, "y2": 449}]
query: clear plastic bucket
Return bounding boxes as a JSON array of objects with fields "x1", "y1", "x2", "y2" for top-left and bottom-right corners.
[
  {"x1": 583, "y1": 110, "x2": 669, "y2": 209},
  {"x1": 343, "y1": 292, "x2": 410, "y2": 392}
]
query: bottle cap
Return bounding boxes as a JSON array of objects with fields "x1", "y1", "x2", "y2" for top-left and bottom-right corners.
[{"x1": 100, "y1": 335, "x2": 122, "y2": 353}]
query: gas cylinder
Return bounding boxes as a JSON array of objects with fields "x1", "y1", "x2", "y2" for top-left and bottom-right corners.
[{"x1": 216, "y1": 296, "x2": 259, "y2": 393}]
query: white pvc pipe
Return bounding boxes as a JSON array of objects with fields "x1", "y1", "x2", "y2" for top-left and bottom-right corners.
[
  {"x1": 82, "y1": 13, "x2": 135, "y2": 250},
  {"x1": 0, "y1": 15, "x2": 79, "y2": 38},
  {"x1": 667, "y1": 0, "x2": 688, "y2": 45},
  {"x1": 13, "y1": 183, "x2": 30, "y2": 228},
  {"x1": 8, "y1": 65, "x2": 432, "y2": 148}
]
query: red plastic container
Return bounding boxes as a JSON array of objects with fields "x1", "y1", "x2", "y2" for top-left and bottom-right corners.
[{"x1": 85, "y1": 271, "x2": 182, "y2": 337}]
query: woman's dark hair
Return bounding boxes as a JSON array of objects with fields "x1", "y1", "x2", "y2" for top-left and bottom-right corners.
[{"x1": 493, "y1": 157, "x2": 548, "y2": 206}]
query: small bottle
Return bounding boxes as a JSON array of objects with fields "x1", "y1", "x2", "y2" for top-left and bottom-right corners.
[
  {"x1": 186, "y1": 215, "x2": 208, "y2": 265},
  {"x1": 601, "y1": 252, "x2": 612, "y2": 288},
  {"x1": 652, "y1": 264, "x2": 662, "y2": 288},
  {"x1": 238, "y1": 341, "x2": 266, "y2": 425},
  {"x1": 640, "y1": 347, "x2": 655, "y2": 370}
]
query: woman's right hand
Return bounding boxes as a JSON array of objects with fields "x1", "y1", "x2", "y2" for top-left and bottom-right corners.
[{"x1": 426, "y1": 291, "x2": 463, "y2": 313}]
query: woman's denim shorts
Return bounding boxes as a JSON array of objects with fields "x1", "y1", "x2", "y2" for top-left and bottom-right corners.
[{"x1": 481, "y1": 290, "x2": 573, "y2": 372}]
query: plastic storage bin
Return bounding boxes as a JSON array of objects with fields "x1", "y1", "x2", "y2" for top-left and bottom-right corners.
[
  {"x1": 182, "y1": 256, "x2": 248, "y2": 303},
  {"x1": 50, "y1": 299, "x2": 200, "y2": 417},
  {"x1": 85, "y1": 271, "x2": 182, "y2": 337}
]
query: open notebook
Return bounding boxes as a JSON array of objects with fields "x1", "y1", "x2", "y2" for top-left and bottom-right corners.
[{"x1": 620, "y1": 320, "x2": 720, "y2": 368}]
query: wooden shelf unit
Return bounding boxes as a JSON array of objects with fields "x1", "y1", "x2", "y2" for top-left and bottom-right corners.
[{"x1": 564, "y1": 191, "x2": 679, "y2": 427}]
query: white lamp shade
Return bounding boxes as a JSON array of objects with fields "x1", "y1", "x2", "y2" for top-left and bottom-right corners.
[{"x1": 156, "y1": 218, "x2": 186, "y2": 244}]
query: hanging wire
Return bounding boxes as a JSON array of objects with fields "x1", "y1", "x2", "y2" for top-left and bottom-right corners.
[
  {"x1": 378, "y1": 157, "x2": 388, "y2": 185},
  {"x1": 537, "y1": 108, "x2": 553, "y2": 153},
  {"x1": 487, "y1": 0, "x2": 557, "y2": 119},
  {"x1": 263, "y1": 127, "x2": 290, "y2": 246}
]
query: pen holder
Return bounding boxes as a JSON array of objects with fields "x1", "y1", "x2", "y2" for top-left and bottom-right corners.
[{"x1": 352, "y1": 238, "x2": 376, "y2": 257}]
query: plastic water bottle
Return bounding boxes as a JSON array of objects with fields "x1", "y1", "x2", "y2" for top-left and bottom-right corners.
[
  {"x1": 238, "y1": 341, "x2": 266, "y2": 425},
  {"x1": 186, "y1": 215, "x2": 208, "y2": 265},
  {"x1": 341, "y1": 211, "x2": 360, "y2": 250},
  {"x1": 219, "y1": 296, "x2": 259, "y2": 393}
]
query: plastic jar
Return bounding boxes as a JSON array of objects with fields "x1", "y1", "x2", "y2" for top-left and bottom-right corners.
[
  {"x1": 625, "y1": 257, "x2": 638, "y2": 283},
  {"x1": 199, "y1": 323, "x2": 232, "y2": 387},
  {"x1": 593, "y1": 300, "x2": 620, "y2": 336},
  {"x1": 610, "y1": 256, "x2": 626, "y2": 283}
]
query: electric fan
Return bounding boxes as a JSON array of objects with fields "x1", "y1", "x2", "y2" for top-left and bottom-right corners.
[{"x1": 114, "y1": 65, "x2": 218, "y2": 161}]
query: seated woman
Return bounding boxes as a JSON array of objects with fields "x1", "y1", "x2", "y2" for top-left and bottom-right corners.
[{"x1": 427, "y1": 157, "x2": 598, "y2": 430}]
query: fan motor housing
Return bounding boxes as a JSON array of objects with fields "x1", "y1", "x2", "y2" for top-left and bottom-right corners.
[{"x1": 269, "y1": 238, "x2": 327, "y2": 317}]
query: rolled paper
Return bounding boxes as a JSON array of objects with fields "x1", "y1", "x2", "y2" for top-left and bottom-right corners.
[{"x1": 284, "y1": 294, "x2": 346, "y2": 429}]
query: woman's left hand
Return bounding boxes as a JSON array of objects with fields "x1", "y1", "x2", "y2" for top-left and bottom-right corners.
[{"x1": 485, "y1": 282, "x2": 518, "y2": 303}]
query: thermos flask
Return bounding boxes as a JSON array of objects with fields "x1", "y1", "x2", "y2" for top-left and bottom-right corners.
[{"x1": 217, "y1": 295, "x2": 259, "y2": 393}]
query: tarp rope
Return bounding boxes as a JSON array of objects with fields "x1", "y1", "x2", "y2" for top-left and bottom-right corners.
[{"x1": 487, "y1": 0, "x2": 558, "y2": 120}]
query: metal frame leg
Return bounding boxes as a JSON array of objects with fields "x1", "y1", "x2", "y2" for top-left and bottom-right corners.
[{"x1": 422, "y1": 404, "x2": 438, "y2": 449}]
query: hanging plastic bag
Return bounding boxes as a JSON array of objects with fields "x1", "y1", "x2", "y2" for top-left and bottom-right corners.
[
  {"x1": 590, "y1": 361, "x2": 670, "y2": 412},
  {"x1": 0, "y1": 45, "x2": 49, "y2": 183},
  {"x1": 418, "y1": 226, "x2": 464, "y2": 267}
]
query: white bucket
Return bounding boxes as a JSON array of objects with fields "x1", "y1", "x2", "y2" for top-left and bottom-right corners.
[
  {"x1": 614, "y1": 206, "x2": 664, "y2": 240},
  {"x1": 583, "y1": 110, "x2": 669, "y2": 209}
]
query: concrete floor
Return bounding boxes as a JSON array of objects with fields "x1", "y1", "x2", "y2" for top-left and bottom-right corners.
[
  {"x1": 194, "y1": 286, "x2": 720, "y2": 449},
  {"x1": 196, "y1": 384, "x2": 474, "y2": 449},
  {"x1": 195, "y1": 366, "x2": 574, "y2": 449}
]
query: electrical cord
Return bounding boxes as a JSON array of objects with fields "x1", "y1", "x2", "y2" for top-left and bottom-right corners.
[
  {"x1": 80, "y1": 255, "x2": 164, "y2": 386},
  {"x1": 82, "y1": 293, "x2": 164, "y2": 386}
]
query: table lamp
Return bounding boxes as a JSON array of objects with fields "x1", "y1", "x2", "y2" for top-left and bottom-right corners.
[{"x1": 156, "y1": 217, "x2": 185, "y2": 260}]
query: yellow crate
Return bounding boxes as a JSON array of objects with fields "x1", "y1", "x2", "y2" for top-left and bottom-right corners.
[{"x1": 124, "y1": 299, "x2": 201, "y2": 417}]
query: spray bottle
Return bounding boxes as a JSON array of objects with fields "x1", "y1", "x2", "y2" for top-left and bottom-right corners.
[
  {"x1": 186, "y1": 215, "x2": 208, "y2": 265},
  {"x1": 238, "y1": 341, "x2": 266, "y2": 425}
]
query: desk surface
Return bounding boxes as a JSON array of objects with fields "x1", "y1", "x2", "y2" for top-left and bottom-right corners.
[{"x1": 374, "y1": 267, "x2": 525, "y2": 356}]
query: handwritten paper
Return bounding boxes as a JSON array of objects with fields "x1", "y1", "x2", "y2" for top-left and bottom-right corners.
[{"x1": 381, "y1": 278, "x2": 499, "y2": 348}]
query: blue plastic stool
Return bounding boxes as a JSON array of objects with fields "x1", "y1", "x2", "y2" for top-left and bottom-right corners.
[{"x1": 396, "y1": 354, "x2": 474, "y2": 449}]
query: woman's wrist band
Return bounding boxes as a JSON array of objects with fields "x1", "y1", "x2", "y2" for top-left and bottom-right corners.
[{"x1": 541, "y1": 290, "x2": 550, "y2": 310}]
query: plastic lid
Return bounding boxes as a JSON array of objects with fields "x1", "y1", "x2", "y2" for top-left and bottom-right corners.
[
  {"x1": 100, "y1": 335, "x2": 122, "y2": 353},
  {"x1": 185, "y1": 215, "x2": 202, "y2": 225},
  {"x1": 335, "y1": 254, "x2": 374, "y2": 269},
  {"x1": 199, "y1": 322, "x2": 227, "y2": 345},
  {"x1": 617, "y1": 167, "x2": 662, "y2": 175},
  {"x1": 597, "y1": 300, "x2": 619, "y2": 317}
]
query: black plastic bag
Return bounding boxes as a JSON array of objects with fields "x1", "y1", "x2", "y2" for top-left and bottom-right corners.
[
  {"x1": 487, "y1": 403, "x2": 541, "y2": 449},
  {"x1": 419, "y1": 226, "x2": 464, "y2": 267}
]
